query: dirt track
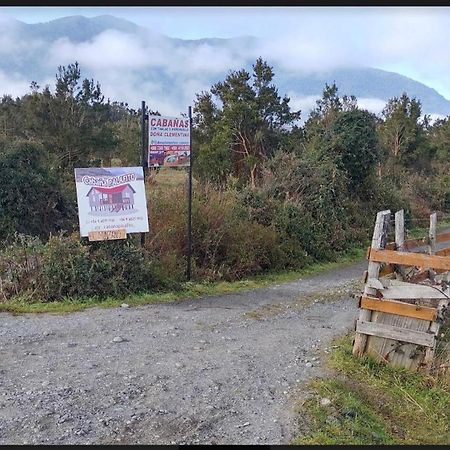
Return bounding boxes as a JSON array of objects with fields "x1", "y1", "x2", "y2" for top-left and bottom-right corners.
[{"x1": 0, "y1": 260, "x2": 366, "y2": 444}]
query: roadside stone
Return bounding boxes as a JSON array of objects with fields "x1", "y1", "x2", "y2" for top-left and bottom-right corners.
[
  {"x1": 121, "y1": 304, "x2": 130, "y2": 309},
  {"x1": 371, "y1": 431, "x2": 384, "y2": 440},
  {"x1": 320, "y1": 397, "x2": 331, "y2": 406},
  {"x1": 325, "y1": 415, "x2": 340, "y2": 425},
  {"x1": 305, "y1": 362, "x2": 313, "y2": 368},
  {"x1": 112, "y1": 336, "x2": 125, "y2": 343}
]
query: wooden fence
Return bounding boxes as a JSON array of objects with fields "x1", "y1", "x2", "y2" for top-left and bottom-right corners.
[{"x1": 352, "y1": 209, "x2": 450, "y2": 373}]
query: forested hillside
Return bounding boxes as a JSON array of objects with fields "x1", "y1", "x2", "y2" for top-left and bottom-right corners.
[{"x1": 0, "y1": 59, "x2": 449, "y2": 302}]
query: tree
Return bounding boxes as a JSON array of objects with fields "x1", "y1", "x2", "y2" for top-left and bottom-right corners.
[
  {"x1": 303, "y1": 82, "x2": 358, "y2": 158},
  {"x1": 378, "y1": 93, "x2": 423, "y2": 167},
  {"x1": 305, "y1": 82, "x2": 357, "y2": 135},
  {"x1": 19, "y1": 62, "x2": 118, "y2": 171},
  {"x1": 193, "y1": 58, "x2": 300, "y2": 188},
  {"x1": 428, "y1": 116, "x2": 450, "y2": 163},
  {"x1": 330, "y1": 109, "x2": 380, "y2": 191}
]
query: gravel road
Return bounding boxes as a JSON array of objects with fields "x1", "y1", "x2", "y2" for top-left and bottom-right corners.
[{"x1": 0, "y1": 260, "x2": 366, "y2": 445}]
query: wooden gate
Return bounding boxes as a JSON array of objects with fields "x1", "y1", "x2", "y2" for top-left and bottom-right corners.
[{"x1": 352, "y1": 209, "x2": 450, "y2": 372}]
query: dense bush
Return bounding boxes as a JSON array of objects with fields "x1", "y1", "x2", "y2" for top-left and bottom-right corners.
[
  {"x1": 241, "y1": 151, "x2": 363, "y2": 261},
  {"x1": 0, "y1": 139, "x2": 76, "y2": 241},
  {"x1": 0, "y1": 234, "x2": 44, "y2": 301},
  {"x1": 147, "y1": 182, "x2": 283, "y2": 281},
  {"x1": 0, "y1": 233, "x2": 168, "y2": 302},
  {"x1": 145, "y1": 183, "x2": 189, "y2": 281}
]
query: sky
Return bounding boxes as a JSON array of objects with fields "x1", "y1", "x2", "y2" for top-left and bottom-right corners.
[{"x1": 0, "y1": 6, "x2": 450, "y2": 117}]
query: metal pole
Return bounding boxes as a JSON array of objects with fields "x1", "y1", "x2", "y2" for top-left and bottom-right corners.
[
  {"x1": 186, "y1": 106, "x2": 193, "y2": 280},
  {"x1": 141, "y1": 100, "x2": 146, "y2": 247}
]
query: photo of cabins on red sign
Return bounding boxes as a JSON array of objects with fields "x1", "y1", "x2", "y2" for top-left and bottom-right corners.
[
  {"x1": 74, "y1": 167, "x2": 149, "y2": 237},
  {"x1": 149, "y1": 149, "x2": 190, "y2": 168}
]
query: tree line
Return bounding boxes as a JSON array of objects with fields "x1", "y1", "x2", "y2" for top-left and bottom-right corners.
[{"x1": 0, "y1": 58, "x2": 448, "y2": 296}]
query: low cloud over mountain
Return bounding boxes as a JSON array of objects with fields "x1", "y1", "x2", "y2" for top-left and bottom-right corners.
[{"x1": 0, "y1": 14, "x2": 449, "y2": 119}]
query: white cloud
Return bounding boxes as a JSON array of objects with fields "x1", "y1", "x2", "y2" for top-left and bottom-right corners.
[
  {"x1": 357, "y1": 98, "x2": 387, "y2": 116},
  {"x1": 424, "y1": 113, "x2": 446, "y2": 125},
  {"x1": 47, "y1": 31, "x2": 153, "y2": 70},
  {"x1": 287, "y1": 93, "x2": 319, "y2": 116},
  {"x1": 0, "y1": 70, "x2": 32, "y2": 98}
]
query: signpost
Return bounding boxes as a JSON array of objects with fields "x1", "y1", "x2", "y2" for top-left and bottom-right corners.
[
  {"x1": 141, "y1": 101, "x2": 148, "y2": 246},
  {"x1": 186, "y1": 106, "x2": 193, "y2": 281},
  {"x1": 74, "y1": 167, "x2": 149, "y2": 239},
  {"x1": 146, "y1": 109, "x2": 193, "y2": 280}
]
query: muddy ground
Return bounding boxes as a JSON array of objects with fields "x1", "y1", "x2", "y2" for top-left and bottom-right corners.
[{"x1": 0, "y1": 260, "x2": 366, "y2": 444}]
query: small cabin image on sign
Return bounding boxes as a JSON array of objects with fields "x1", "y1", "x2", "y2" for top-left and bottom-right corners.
[
  {"x1": 87, "y1": 184, "x2": 136, "y2": 213},
  {"x1": 74, "y1": 167, "x2": 149, "y2": 237}
]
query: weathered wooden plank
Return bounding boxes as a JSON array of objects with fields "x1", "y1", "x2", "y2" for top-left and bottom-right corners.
[
  {"x1": 379, "y1": 248, "x2": 450, "y2": 277},
  {"x1": 379, "y1": 264, "x2": 395, "y2": 276},
  {"x1": 360, "y1": 296, "x2": 438, "y2": 321},
  {"x1": 423, "y1": 294, "x2": 450, "y2": 371},
  {"x1": 88, "y1": 229, "x2": 127, "y2": 241},
  {"x1": 366, "y1": 278, "x2": 449, "y2": 299},
  {"x1": 437, "y1": 231, "x2": 450, "y2": 243},
  {"x1": 386, "y1": 236, "x2": 432, "y2": 251},
  {"x1": 369, "y1": 248, "x2": 450, "y2": 271},
  {"x1": 353, "y1": 210, "x2": 391, "y2": 357},
  {"x1": 404, "y1": 238, "x2": 428, "y2": 249},
  {"x1": 436, "y1": 247, "x2": 450, "y2": 257},
  {"x1": 356, "y1": 320, "x2": 435, "y2": 347},
  {"x1": 365, "y1": 312, "x2": 432, "y2": 370}
]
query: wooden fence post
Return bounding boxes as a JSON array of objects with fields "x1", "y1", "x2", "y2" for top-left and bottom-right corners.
[
  {"x1": 394, "y1": 209, "x2": 407, "y2": 280},
  {"x1": 395, "y1": 209, "x2": 405, "y2": 251},
  {"x1": 353, "y1": 210, "x2": 391, "y2": 357},
  {"x1": 429, "y1": 212, "x2": 437, "y2": 255},
  {"x1": 423, "y1": 211, "x2": 445, "y2": 371}
]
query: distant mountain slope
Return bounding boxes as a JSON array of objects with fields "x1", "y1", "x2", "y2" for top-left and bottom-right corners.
[
  {"x1": 277, "y1": 67, "x2": 450, "y2": 115},
  {"x1": 1, "y1": 15, "x2": 449, "y2": 116},
  {"x1": 19, "y1": 15, "x2": 141, "y2": 42}
]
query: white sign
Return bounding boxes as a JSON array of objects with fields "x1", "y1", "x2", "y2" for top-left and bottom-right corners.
[
  {"x1": 74, "y1": 167, "x2": 149, "y2": 237},
  {"x1": 148, "y1": 115, "x2": 190, "y2": 167}
]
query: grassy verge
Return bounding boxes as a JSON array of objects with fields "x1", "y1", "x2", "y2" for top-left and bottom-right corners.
[
  {"x1": 0, "y1": 246, "x2": 366, "y2": 314},
  {"x1": 293, "y1": 334, "x2": 450, "y2": 445}
]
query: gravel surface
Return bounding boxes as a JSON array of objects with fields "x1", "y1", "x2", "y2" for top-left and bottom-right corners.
[{"x1": 0, "y1": 261, "x2": 366, "y2": 445}]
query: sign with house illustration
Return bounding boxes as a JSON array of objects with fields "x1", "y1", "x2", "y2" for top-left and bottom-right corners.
[
  {"x1": 74, "y1": 167, "x2": 149, "y2": 237},
  {"x1": 148, "y1": 115, "x2": 190, "y2": 168}
]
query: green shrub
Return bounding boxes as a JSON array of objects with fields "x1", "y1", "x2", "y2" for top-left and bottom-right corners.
[
  {"x1": 241, "y1": 151, "x2": 364, "y2": 262},
  {"x1": 0, "y1": 139, "x2": 76, "y2": 241},
  {"x1": 191, "y1": 183, "x2": 281, "y2": 280},
  {"x1": 0, "y1": 233, "x2": 169, "y2": 302},
  {"x1": 146, "y1": 184, "x2": 189, "y2": 281},
  {"x1": 147, "y1": 181, "x2": 285, "y2": 281},
  {"x1": 87, "y1": 238, "x2": 169, "y2": 297},
  {"x1": 0, "y1": 234, "x2": 45, "y2": 301}
]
